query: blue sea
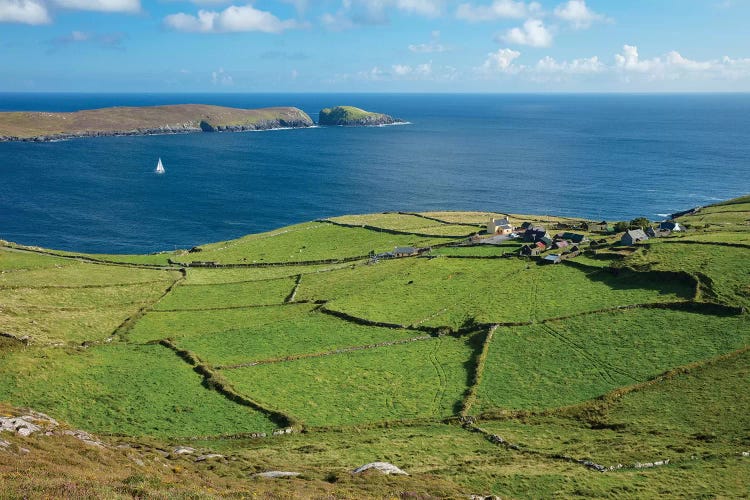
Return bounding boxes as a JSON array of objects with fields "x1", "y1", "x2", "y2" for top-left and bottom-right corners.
[{"x1": 1, "y1": 93, "x2": 749, "y2": 254}]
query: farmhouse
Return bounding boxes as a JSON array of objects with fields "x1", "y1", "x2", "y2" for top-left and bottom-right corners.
[
  {"x1": 487, "y1": 217, "x2": 513, "y2": 235},
  {"x1": 659, "y1": 221, "x2": 684, "y2": 232},
  {"x1": 553, "y1": 239, "x2": 569, "y2": 250},
  {"x1": 647, "y1": 227, "x2": 671, "y2": 238},
  {"x1": 621, "y1": 229, "x2": 649, "y2": 245}
]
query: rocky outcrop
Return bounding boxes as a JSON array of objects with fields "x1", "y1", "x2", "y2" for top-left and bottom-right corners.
[
  {"x1": 352, "y1": 462, "x2": 408, "y2": 475},
  {"x1": 318, "y1": 106, "x2": 404, "y2": 126},
  {"x1": 0, "y1": 105, "x2": 314, "y2": 142}
]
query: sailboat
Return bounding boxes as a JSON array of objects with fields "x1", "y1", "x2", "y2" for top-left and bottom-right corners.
[{"x1": 155, "y1": 157, "x2": 165, "y2": 174}]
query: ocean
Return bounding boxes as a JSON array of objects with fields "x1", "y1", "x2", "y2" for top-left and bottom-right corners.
[{"x1": 1, "y1": 93, "x2": 749, "y2": 254}]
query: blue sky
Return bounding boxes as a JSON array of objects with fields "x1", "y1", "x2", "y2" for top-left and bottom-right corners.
[{"x1": 1, "y1": 0, "x2": 750, "y2": 92}]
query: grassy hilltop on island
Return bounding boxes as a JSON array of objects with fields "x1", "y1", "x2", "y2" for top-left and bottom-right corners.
[
  {"x1": 0, "y1": 104, "x2": 313, "y2": 141},
  {"x1": 318, "y1": 105, "x2": 403, "y2": 126},
  {"x1": 0, "y1": 196, "x2": 749, "y2": 498}
]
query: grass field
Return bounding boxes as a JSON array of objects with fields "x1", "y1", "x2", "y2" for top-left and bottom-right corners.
[
  {"x1": 1, "y1": 203, "x2": 749, "y2": 499},
  {"x1": 183, "y1": 221, "x2": 463, "y2": 265},
  {"x1": 0, "y1": 344, "x2": 277, "y2": 437},
  {"x1": 474, "y1": 308, "x2": 749, "y2": 412},
  {"x1": 298, "y1": 257, "x2": 693, "y2": 329},
  {"x1": 628, "y1": 240, "x2": 750, "y2": 308},
  {"x1": 171, "y1": 306, "x2": 427, "y2": 367},
  {"x1": 152, "y1": 277, "x2": 296, "y2": 310},
  {"x1": 222, "y1": 335, "x2": 477, "y2": 427}
]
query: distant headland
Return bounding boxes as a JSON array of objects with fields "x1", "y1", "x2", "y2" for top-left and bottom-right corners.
[
  {"x1": 318, "y1": 106, "x2": 404, "y2": 127},
  {"x1": 0, "y1": 104, "x2": 314, "y2": 142}
]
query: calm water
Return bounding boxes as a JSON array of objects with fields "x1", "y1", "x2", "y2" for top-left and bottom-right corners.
[{"x1": 1, "y1": 93, "x2": 749, "y2": 254}]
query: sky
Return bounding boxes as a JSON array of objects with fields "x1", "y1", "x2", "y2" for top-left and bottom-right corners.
[{"x1": 1, "y1": 0, "x2": 750, "y2": 92}]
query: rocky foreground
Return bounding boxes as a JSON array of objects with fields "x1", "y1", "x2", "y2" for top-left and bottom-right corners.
[{"x1": 0, "y1": 104, "x2": 314, "y2": 142}]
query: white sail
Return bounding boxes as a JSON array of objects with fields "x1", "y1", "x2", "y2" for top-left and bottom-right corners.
[{"x1": 155, "y1": 157, "x2": 165, "y2": 174}]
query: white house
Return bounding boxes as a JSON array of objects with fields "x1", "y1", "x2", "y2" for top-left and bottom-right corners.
[{"x1": 487, "y1": 217, "x2": 513, "y2": 235}]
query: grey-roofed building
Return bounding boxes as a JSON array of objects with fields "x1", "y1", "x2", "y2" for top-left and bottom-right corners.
[
  {"x1": 621, "y1": 229, "x2": 649, "y2": 245},
  {"x1": 393, "y1": 246, "x2": 419, "y2": 257}
]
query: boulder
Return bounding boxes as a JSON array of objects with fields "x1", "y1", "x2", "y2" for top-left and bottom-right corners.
[
  {"x1": 352, "y1": 462, "x2": 408, "y2": 475},
  {"x1": 254, "y1": 471, "x2": 301, "y2": 478}
]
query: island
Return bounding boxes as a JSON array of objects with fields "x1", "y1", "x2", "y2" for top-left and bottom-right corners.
[
  {"x1": 318, "y1": 105, "x2": 404, "y2": 126},
  {"x1": 0, "y1": 104, "x2": 314, "y2": 142}
]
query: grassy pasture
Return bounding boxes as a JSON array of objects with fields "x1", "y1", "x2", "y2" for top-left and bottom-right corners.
[
  {"x1": 0, "y1": 261, "x2": 178, "y2": 287},
  {"x1": 476, "y1": 347, "x2": 750, "y2": 467},
  {"x1": 152, "y1": 277, "x2": 296, "y2": 311},
  {"x1": 127, "y1": 303, "x2": 313, "y2": 343},
  {"x1": 222, "y1": 335, "x2": 476, "y2": 427},
  {"x1": 0, "y1": 344, "x2": 277, "y2": 437},
  {"x1": 173, "y1": 306, "x2": 426, "y2": 367},
  {"x1": 182, "y1": 261, "x2": 358, "y2": 285},
  {"x1": 474, "y1": 308, "x2": 749, "y2": 413},
  {"x1": 329, "y1": 212, "x2": 478, "y2": 236},
  {"x1": 188, "y1": 222, "x2": 459, "y2": 264},
  {"x1": 0, "y1": 304, "x2": 144, "y2": 344},
  {"x1": 299, "y1": 257, "x2": 693, "y2": 330},
  {"x1": 629, "y1": 240, "x2": 750, "y2": 308},
  {"x1": 0, "y1": 248, "x2": 76, "y2": 271}
]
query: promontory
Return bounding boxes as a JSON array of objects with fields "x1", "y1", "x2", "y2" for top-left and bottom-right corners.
[
  {"x1": 0, "y1": 104, "x2": 314, "y2": 142},
  {"x1": 318, "y1": 106, "x2": 404, "y2": 126}
]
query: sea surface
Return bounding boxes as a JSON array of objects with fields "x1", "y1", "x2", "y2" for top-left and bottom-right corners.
[{"x1": 1, "y1": 93, "x2": 749, "y2": 254}]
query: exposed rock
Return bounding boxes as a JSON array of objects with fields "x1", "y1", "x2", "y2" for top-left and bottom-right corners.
[
  {"x1": 318, "y1": 106, "x2": 404, "y2": 127},
  {"x1": 62, "y1": 429, "x2": 105, "y2": 447},
  {"x1": 195, "y1": 453, "x2": 224, "y2": 462},
  {"x1": 352, "y1": 462, "x2": 408, "y2": 475},
  {"x1": 254, "y1": 471, "x2": 302, "y2": 478},
  {"x1": 0, "y1": 439, "x2": 10, "y2": 448},
  {"x1": 173, "y1": 446, "x2": 196, "y2": 455}
]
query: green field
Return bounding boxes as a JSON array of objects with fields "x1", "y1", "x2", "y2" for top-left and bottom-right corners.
[
  {"x1": 0, "y1": 344, "x2": 276, "y2": 437},
  {"x1": 222, "y1": 335, "x2": 476, "y2": 427},
  {"x1": 1, "y1": 201, "x2": 749, "y2": 498}
]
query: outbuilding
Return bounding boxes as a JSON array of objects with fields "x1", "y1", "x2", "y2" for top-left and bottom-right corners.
[{"x1": 621, "y1": 229, "x2": 649, "y2": 245}]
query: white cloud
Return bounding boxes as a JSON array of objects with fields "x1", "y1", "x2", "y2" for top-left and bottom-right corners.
[
  {"x1": 553, "y1": 0, "x2": 607, "y2": 29},
  {"x1": 614, "y1": 44, "x2": 662, "y2": 73},
  {"x1": 0, "y1": 0, "x2": 50, "y2": 24},
  {"x1": 396, "y1": 0, "x2": 444, "y2": 17},
  {"x1": 165, "y1": 4, "x2": 300, "y2": 33},
  {"x1": 535, "y1": 55, "x2": 603, "y2": 73},
  {"x1": 211, "y1": 67, "x2": 233, "y2": 85},
  {"x1": 501, "y1": 18, "x2": 552, "y2": 47},
  {"x1": 409, "y1": 30, "x2": 446, "y2": 53},
  {"x1": 665, "y1": 50, "x2": 713, "y2": 71},
  {"x1": 392, "y1": 64, "x2": 412, "y2": 76},
  {"x1": 456, "y1": 0, "x2": 541, "y2": 22},
  {"x1": 320, "y1": 0, "x2": 443, "y2": 30},
  {"x1": 52, "y1": 0, "x2": 140, "y2": 13},
  {"x1": 479, "y1": 47, "x2": 522, "y2": 73}
]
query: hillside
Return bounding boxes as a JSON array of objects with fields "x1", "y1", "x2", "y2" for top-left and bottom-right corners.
[
  {"x1": 318, "y1": 105, "x2": 403, "y2": 126},
  {"x1": 0, "y1": 105, "x2": 313, "y2": 141},
  {"x1": 1, "y1": 200, "x2": 749, "y2": 498}
]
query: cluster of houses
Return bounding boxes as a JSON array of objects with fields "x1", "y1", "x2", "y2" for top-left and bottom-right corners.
[{"x1": 485, "y1": 217, "x2": 588, "y2": 263}]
